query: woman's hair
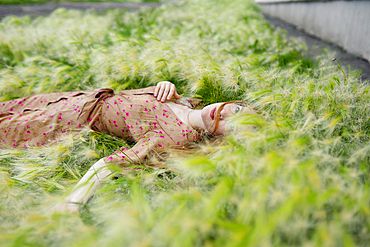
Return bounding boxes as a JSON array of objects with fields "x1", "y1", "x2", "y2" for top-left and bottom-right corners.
[{"x1": 148, "y1": 132, "x2": 225, "y2": 171}]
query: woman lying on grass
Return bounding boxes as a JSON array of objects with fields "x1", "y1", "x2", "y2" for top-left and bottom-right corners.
[{"x1": 0, "y1": 81, "x2": 256, "y2": 212}]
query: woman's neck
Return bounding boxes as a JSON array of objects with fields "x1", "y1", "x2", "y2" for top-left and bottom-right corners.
[
  {"x1": 187, "y1": 109, "x2": 205, "y2": 131},
  {"x1": 166, "y1": 102, "x2": 205, "y2": 131}
]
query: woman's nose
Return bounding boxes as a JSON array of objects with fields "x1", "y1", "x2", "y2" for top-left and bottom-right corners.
[{"x1": 220, "y1": 109, "x2": 226, "y2": 119}]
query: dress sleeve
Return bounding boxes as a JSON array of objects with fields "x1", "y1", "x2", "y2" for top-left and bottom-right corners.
[
  {"x1": 120, "y1": 86, "x2": 203, "y2": 108},
  {"x1": 119, "y1": 86, "x2": 156, "y2": 96},
  {"x1": 103, "y1": 129, "x2": 174, "y2": 167}
]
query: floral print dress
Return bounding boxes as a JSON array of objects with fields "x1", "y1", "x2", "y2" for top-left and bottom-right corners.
[{"x1": 0, "y1": 86, "x2": 200, "y2": 166}]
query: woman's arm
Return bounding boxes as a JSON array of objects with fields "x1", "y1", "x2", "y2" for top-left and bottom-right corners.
[{"x1": 50, "y1": 131, "x2": 174, "y2": 213}]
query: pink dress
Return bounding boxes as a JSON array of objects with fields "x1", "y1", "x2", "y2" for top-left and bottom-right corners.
[{"x1": 0, "y1": 86, "x2": 200, "y2": 166}]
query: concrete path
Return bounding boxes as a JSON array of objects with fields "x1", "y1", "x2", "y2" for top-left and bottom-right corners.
[
  {"x1": 265, "y1": 15, "x2": 370, "y2": 82},
  {"x1": 258, "y1": 1, "x2": 370, "y2": 63},
  {"x1": 0, "y1": 1, "x2": 161, "y2": 19}
]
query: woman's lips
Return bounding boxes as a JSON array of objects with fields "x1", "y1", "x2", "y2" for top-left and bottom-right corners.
[{"x1": 210, "y1": 107, "x2": 216, "y2": 120}]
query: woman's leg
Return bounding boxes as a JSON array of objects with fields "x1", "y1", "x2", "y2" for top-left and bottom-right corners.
[{"x1": 50, "y1": 158, "x2": 112, "y2": 213}]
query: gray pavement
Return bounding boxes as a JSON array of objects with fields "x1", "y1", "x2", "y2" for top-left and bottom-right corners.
[{"x1": 264, "y1": 15, "x2": 370, "y2": 82}]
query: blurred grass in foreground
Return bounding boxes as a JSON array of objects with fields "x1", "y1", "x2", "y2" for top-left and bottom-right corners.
[{"x1": 1, "y1": 0, "x2": 370, "y2": 246}]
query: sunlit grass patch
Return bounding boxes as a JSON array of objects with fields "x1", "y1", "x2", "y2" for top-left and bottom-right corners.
[{"x1": 1, "y1": 0, "x2": 370, "y2": 246}]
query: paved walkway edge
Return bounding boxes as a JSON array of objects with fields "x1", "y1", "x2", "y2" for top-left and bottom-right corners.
[
  {"x1": 264, "y1": 15, "x2": 370, "y2": 82},
  {"x1": 258, "y1": 1, "x2": 370, "y2": 62}
]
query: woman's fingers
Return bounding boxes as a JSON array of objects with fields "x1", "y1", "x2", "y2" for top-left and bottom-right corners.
[
  {"x1": 154, "y1": 81, "x2": 179, "y2": 102},
  {"x1": 168, "y1": 84, "x2": 175, "y2": 100},
  {"x1": 174, "y1": 91, "x2": 180, "y2": 99},
  {"x1": 154, "y1": 83, "x2": 160, "y2": 97},
  {"x1": 161, "y1": 83, "x2": 171, "y2": 102},
  {"x1": 156, "y1": 83, "x2": 166, "y2": 101},
  {"x1": 154, "y1": 81, "x2": 166, "y2": 99},
  {"x1": 154, "y1": 81, "x2": 165, "y2": 98},
  {"x1": 168, "y1": 84, "x2": 180, "y2": 100}
]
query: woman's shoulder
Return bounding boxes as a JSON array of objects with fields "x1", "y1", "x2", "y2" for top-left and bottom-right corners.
[{"x1": 179, "y1": 97, "x2": 203, "y2": 108}]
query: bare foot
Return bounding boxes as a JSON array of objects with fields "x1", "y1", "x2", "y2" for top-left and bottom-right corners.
[{"x1": 48, "y1": 202, "x2": 80, "y2": 214}]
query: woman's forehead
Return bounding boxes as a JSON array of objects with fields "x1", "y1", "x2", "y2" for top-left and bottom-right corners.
[{"x1": 223, "y1": 103, "x2": 234, "y2": 111}]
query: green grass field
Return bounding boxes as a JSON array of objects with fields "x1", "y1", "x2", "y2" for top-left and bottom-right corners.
[
  {"x1": 1, "y1": 0, "x2": 370, "y2": 246},
  {"x1": 0, "y1": 0, "x2": 157, "y2": 5}
]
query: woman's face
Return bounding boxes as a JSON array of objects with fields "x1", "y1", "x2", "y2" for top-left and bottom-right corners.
[{"x1": 201, "y1": 102, "x2": 247, "y2": 135}]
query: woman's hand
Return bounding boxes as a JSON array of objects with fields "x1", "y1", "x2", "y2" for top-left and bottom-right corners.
[{"x1": 154, "y1": 81, "x2": 180, "y2": 103}]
